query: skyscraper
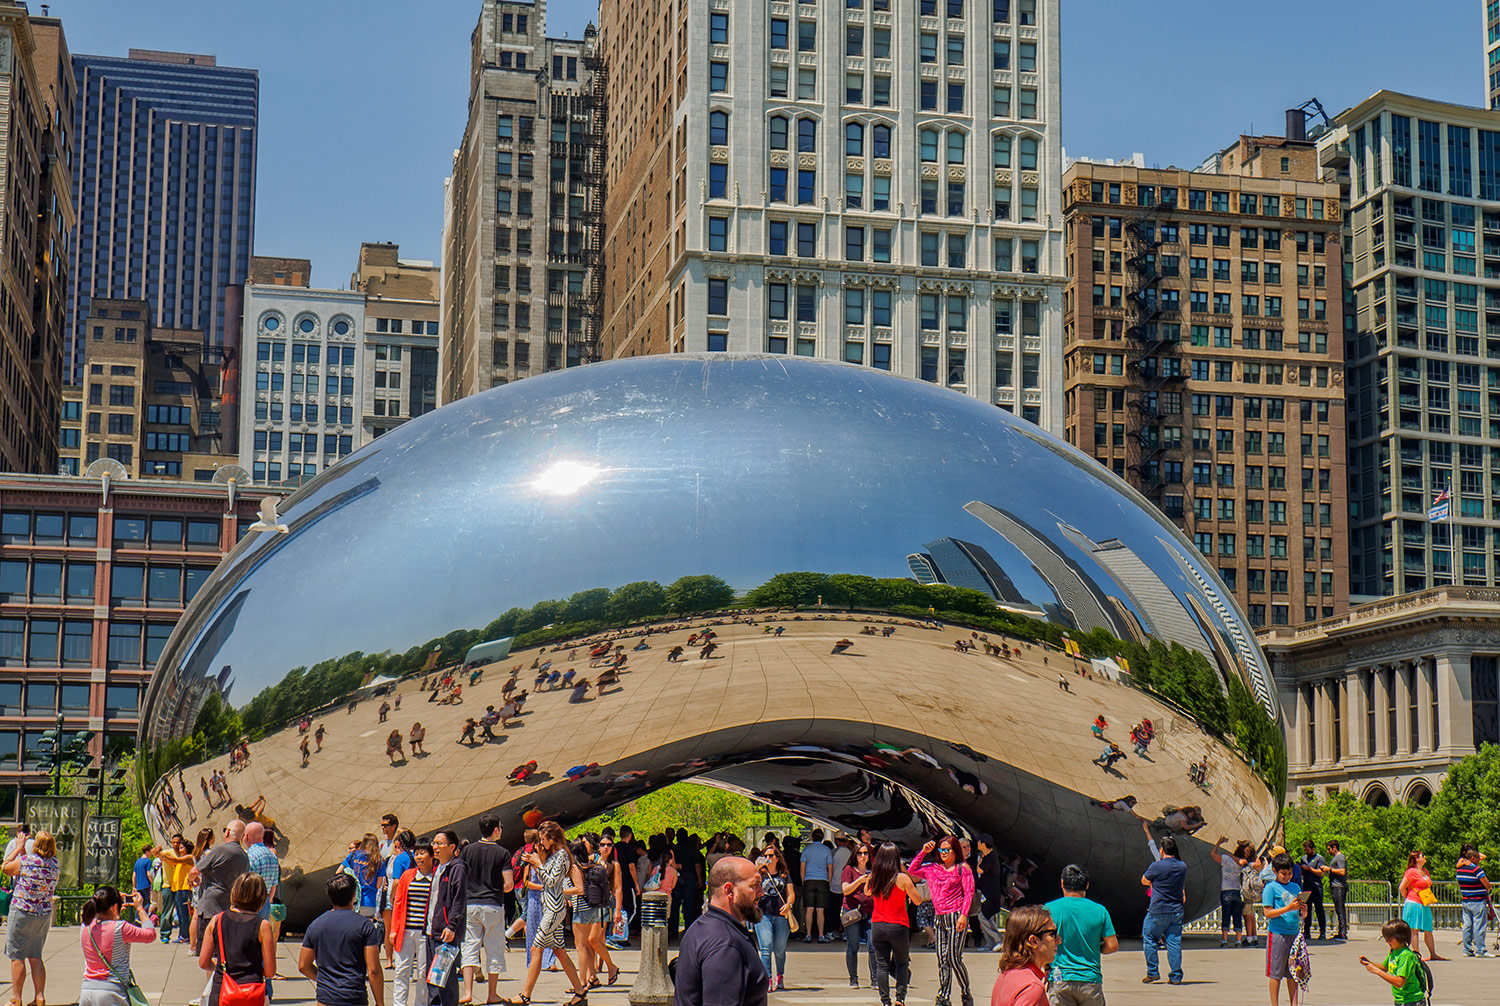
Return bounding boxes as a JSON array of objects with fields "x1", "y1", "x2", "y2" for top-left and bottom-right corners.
[
  {"x1": 1321, "y1": 91, "x2": 1500, "y2": 596},
  {"x1": 441, "y1": 0, "x2": 604, "y2": 403},
  {"x1": 69, "y1": 49, "x2": 258, "y2": 385},
  {"x1": 0, "y1": 3, "x2": 72, "y2": 474},
  {"x1": 596, "y1": 0, "x2": 1066, "y2": 432},
  {"x1": 906, "y1": 537, "x2": 1025, "y2": 603},
  {"x1": 1487, "y1": 0, "x2": 1500, "y2": 109}
]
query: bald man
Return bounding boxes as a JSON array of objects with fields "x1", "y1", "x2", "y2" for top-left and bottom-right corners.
[
  {"x1": 674, "y1": 857, "x2": 769, "y2": 1006},
  {"x1": 189, "y1": 818, "x2": 250, "y2": 945}
]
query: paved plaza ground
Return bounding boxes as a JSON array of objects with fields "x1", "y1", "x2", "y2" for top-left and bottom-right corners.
[{"x1": 0, "y1": 926, "x2": 1488, "y2": 1005}]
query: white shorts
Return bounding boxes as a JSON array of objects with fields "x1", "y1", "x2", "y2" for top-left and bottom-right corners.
[{"x1": 461, "y1": 903, "x2": 507, "y2": 974}]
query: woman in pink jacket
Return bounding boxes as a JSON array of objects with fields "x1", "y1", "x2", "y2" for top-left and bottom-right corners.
[{"x1": 907, "y1": 838, "x2": 976, "y2": 1006}]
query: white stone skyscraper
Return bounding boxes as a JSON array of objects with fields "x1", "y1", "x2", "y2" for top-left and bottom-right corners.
[{"x1": 598, "y1": 0, "x2": 1065, "y2": 432}]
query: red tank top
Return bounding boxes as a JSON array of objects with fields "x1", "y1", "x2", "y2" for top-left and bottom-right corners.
[{"x1": 871, "y1": 881, "x2": 910, "y2": 925}]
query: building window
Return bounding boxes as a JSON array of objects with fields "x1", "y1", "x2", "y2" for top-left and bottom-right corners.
[
  {"x1": 709, "y1": 61, "x2": 728, "y2": 92},
  {"x1": 709, "y1": 110, "x2": 729, "y2": 146},
  {"x1": 708, "y1": 279, "x2": 729, "y2": 316}
]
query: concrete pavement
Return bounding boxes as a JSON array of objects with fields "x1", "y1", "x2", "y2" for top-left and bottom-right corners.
[{"x1": 1, "y1": 925, "x2": 1488, "y2": 1005}]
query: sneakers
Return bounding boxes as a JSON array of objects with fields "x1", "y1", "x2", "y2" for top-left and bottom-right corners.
[
  {"x1": 849, "y1": 979, "x2": 860, "y2": 988},
  {"x1": 1218, "y1": 939, "x2": 1227, "y2": 947},
  {"x1": 818, "y1": 934, "x2": 835, "y2": 943},
  {"x1": 1141, "y1": 976, "x2": 1160, "y2": 984},
  {"x1": 801, "y1": 935, "x2": 813, "y2": 944},
  {"x1": 1168, "y1": 977, "x2": 1183, "y2": 985},
  {"x1": 774, "y1": 977, "x2": 787, "y2": 991}
]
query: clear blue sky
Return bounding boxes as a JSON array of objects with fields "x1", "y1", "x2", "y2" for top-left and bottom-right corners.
[{"x1": 55, "y1": 0, "x2": 1481, "y2": 288}]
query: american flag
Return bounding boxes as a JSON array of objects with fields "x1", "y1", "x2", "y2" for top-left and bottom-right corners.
[{"x1": 1434, "y1": 487, "x2": 1452, "y2": 505}]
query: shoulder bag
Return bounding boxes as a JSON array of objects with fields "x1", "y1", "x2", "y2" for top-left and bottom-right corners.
[{"x1": 216, "y1": 914, "x2": 267, "y2": 1006}]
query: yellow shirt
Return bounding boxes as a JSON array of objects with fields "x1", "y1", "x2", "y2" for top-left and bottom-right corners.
[{"x1": 161, "y1": 852, "x2": 195, "y2": 891}]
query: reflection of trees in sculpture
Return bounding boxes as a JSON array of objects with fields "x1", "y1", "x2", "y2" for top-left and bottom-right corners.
[{"x1": 162, "y1": 569, "x2": 1281, "y2": 792}]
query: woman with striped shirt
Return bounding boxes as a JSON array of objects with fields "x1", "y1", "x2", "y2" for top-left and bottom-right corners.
[
  {"x1": 906, "y1": 838, "x2": 976, "y2": 1006},
  {"x1": 389, "y1": 841, "x2": 434, "y2": 1006}
]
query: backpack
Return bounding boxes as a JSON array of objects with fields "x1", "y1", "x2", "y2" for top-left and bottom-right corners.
[
  {"x1": 584, "y1": 863, "x2": 610, "y2": 907},
  {"x1": 1240, "y1": 864, "x2": 1264, "y2": 902},
  {"x1": 1413, "y1": 952, "x2": 1434, "y2": 1005}
]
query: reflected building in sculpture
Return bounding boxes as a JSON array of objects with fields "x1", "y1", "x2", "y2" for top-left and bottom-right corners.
[
  {"x1": 138, "y1": 355, "x2": 1283, "y2": 927},
  {"x1": 907, "y1": 538, "x2": 1025, "y2": 606}
]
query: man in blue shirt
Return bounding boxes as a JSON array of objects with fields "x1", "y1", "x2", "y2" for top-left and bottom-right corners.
[
  {"x1": 1140, "y1": 836, "x2": 1187, "y2": 984},
  {"x1": 1045, "y1": 864, "x2": 1117, "y2": 1006},
  {"x1": 132, "y1": 844, "x2": 157, "y2": 923},
  {"x1": 799, "y1": 830, "x2": 835, "y2": 943}
]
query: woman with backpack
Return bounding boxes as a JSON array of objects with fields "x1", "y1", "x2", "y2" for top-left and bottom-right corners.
[
  {"x1": 1240, "y1": 848, "x2": 1267, "y2": 948},
  {"x1": 340, "y1": 834, "x2": 383, "y2": 919},
  {"x1": 568, "y1": 838, "x2": 602, "y2": 989},
  {"x1": 78, "y1": 885, "x2": 157, "y2": 1006}
]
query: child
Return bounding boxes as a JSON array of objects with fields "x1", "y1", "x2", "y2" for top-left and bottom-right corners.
[
  {"x1": 1360, "y1": 919, "x2": 1427, "y2": 1005},
  {"x1": 1262, "y1": 852, "x2": 1307, "y2": 1006}
]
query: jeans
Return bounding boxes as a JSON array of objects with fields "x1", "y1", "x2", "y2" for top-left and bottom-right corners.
[
  {"x1": 1219, "y1": 890, "x2": 1243, "y2": 934},
  {"x1": 844, "y1": 917, "x2": 876, "y2": 983},
  {"x1": 753, "y1": 913, "x2": 790, "y2": 979},
  {"x1": 668, "y1": 885, "x2": 702, "y2": 941},
  {"x1": 1142, "y1": 910, "x2": 1183, "y2": 982},
  {"x1": 162, "y1": 889, "x2": 192, "y2": 941},
  {"x1": 1300, "y1": 886, "x2": 1326, "y2": 939},
  {"x1": 1462, "y1": 900, "x2": 1490, "y2": 955},
  {"x1": 425, "y1": 937, "x2": 460, "y2": 1006},
  {"x1": 871, "y1": 921, "x2": 911, "y2": 1005},
  {"x1": 1330, "y1": 886, "x2": 1349, "y2": 937}
]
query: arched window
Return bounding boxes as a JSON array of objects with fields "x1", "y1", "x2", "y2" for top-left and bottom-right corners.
[
  {"x1": 993, "y1": 134, "x2": 1012, "y2": 168},
  {"x1": 920, "y1": 128, "x2": 938, "y2": 163},
  {"x1": 872, "y1": 124, "x2": 891, "y2": 159},
  {"x1": 769, "y1": 116, "x2": 789, "y2": 151},
  {"x1": 845, "y1": 122, "x2": 864, "y2": 156},
  {"x1": 709, "y1": 111, "x2": 729, "y2": 146},
  {"x1": 798, "y1": 118, "x2": 817, "y2": 153},
  {"x1": 946, "y1": 131, "x2": 966, "y2": 164},
  {"x1": 1019, "y1": 136, "x2": 1039, "y2": 171}
]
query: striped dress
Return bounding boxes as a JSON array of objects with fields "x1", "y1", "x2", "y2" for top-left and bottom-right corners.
[{"x1": 535, "y1": 849, "x2": 572, "y2": 950}]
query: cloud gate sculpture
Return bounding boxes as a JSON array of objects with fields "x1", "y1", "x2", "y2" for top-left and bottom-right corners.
[{"x1": 140, "y1": 355, "x2": 1284, "y2": 927}]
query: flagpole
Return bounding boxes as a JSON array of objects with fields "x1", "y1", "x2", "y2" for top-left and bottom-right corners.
[{"x1": 1449, "y1": 474, "x2": 1458, "y2": 588}]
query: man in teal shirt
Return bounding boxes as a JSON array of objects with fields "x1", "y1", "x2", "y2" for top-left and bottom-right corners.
[{"x1": 1044, "y1": 864, "x2": 1118, "y2": 1006}]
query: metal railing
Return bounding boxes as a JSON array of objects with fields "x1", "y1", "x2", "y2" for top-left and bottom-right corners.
[{"x1": 1184, "y1": 880, "x2": 1493, "y2": 933}]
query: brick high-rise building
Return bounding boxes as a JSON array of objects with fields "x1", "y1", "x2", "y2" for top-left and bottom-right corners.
[
  {"x1": 351, "y1": 243, "x2": 439, "y2": 440},
  {"x1": 440, "y1": 0, "x2": 604, "y2": 402},
  {"x1": 0, "y1": 474, "x2": 277, "y2": 821},
  {"x1": 69, "y1": 48, "x2": 258, "y2": 385},
  {"x1": 1061, "y1": 137, "x2": 1349, "y2": 628},
  {"x1": 0, "y1": 4, "x2": 71, "y2": 474},
  {"x1": 596, "y1": 0, "x2": 1066, "y2": 431}
]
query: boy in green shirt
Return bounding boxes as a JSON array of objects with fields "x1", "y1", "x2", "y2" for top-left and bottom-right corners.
[{"x1": 1360, "y1": 918, "x2": 1426, "y2": 1004}]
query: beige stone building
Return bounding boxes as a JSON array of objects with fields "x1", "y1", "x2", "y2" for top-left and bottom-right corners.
[
  {"x1": 351, "y1": 243, "x2": 439, "y2": 440},
  {"x1": 58, "y1": 298, "x2": 233, "y2": 482},
  {"x1": 0, "y1": 3, "x2": 70, "y2": 474},
  {"x1": 1262, "y1": 586, "x2": 1500, "y2": 807},
  {"x1": 1061, "y1": 139, "x2": 1349, "y2": 628},
  {"x1": 441, "y1": 0, "x2": 603, "y2": 403}
]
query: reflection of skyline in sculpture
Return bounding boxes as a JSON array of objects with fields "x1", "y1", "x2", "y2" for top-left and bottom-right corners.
[
  {"x1": 906, "y1": 537, "x2": 1026, "y2": 604},
  {"x1": 963, "y1": 501, "x2": 1135, "y2": 640},
  {"x1": 1055, "y1": 522, "x2": 1214, "y2": 663},
  {"x1": 1161, "y1": 539, "x2": 1276, "y2": 716}
]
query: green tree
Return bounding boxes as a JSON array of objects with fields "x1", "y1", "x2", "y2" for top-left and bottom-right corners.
[
  {"x1": 1423, "y1": 742, "x2": 1500, "y2": 856},
  {"x1": 606, "y1": 581, "x2": 668, "y2": 623},
  {"x1": 565, "y1": 588, "x2": 612, "y2": 624},
  {"x1": 664, "y1": 575, "x2": 735, "y2": 613},
  {"x1": 1284, "y1": 789, "x2": 1428, "y2": 887},
  {"x1": 570, "y1": 782, "x2": 802, "y2": 839}
]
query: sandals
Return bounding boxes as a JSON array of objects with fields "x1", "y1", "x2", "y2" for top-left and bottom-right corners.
[
  {"x1": 606, "y1": 965, "x2": 619, "y2": 986},
  {"x1": 498, "y1": 997, "x2": 530, "y2": 1006},
  {"x1": 563, "y1": 993, "x2": 588, "y2": 1006}
]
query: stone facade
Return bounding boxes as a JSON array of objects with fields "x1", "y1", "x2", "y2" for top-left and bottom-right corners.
[
  {"x1": 1260, "y1": 586, "x2": 1500, "y2": 806},
  {"x1": 596, "y1": 0, "x2": 1066, "y2": 432},
  {"x1": 441, "y1": 0, "x2": 603, "y2": 403},
  {"x1": 351, "y1": 243, "x2": 439, "y2": 441}
]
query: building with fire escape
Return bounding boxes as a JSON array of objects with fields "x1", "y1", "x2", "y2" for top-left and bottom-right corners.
[
  {"x1": 1061, "y1": 113, "x2": 1351, "y2": 628},
  {"x1": 440, "y1": 0, "x2": 606, "y2": 403}
]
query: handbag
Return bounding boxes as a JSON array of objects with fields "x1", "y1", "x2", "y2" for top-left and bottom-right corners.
[
  {"x1": 840, "y1": 906, "x2": 864, "y2": 928},
  {"x1": 216, "y1": 914, "x2": 267, "y2": 1006},
  {"x1": 1417, "y1": 887, "x2": 1438, "y2": 907}
]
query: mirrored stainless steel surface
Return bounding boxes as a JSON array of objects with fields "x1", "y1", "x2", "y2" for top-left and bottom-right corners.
[{"x1": 139, "y1": 354, "x2": 1284, "y2": 925}]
